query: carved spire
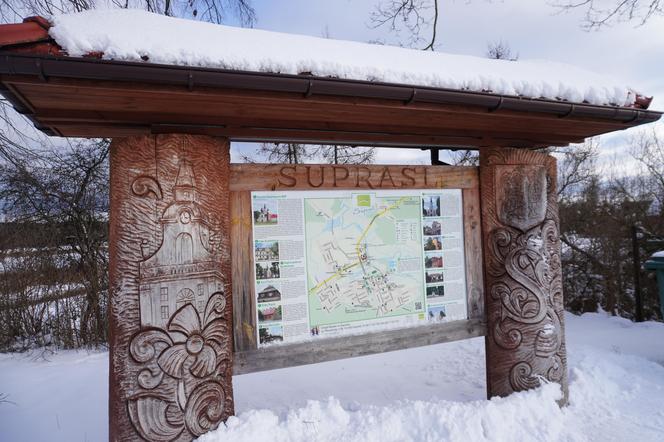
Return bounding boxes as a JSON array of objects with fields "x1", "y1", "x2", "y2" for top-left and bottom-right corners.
[{"x1": 174, "y1": 159, "x2": 197, "y2": 202}]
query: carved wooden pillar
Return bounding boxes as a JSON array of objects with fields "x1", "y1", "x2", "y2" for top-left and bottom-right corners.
[
  {"x1": 109, "y1": 134, "x2": 234, "y2": 441},
  {"x1": 479, "y1": 147, "x2": 568, "y2": 404}
]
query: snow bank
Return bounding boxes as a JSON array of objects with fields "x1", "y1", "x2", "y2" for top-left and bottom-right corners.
[
  {"x1": 1, "y1": 312, "x2": 663, "y2": 442},
  {"x1": 200, "y1": 386, "x2": 567, "y2": 442},
  {"x1": 48, "y1": 9, "x2": 642, "y2": 107}
]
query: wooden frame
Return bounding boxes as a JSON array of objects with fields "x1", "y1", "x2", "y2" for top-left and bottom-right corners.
[{"x1": 229, "y1": 163, "x2": 485, "y2": 374}]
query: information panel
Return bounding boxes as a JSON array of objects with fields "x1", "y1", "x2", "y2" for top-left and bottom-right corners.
[{"x1": 251, "y1": 189, "x2": 467, "y2": 346}]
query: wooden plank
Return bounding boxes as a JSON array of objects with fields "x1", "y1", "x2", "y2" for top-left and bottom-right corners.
[
  {"x1": 6, "y1": 75, "x2": 631, "y2": 146},
  {"x1": 230, "y1": 191, "x2": 258, "y2": 352},
  {"x1": 9, "y1": 76, "x2": 626, "y2": 129},
  {"x1": 51, "y1": 122, "x2": 571, "y2": 148},
  {"x1": 55, "y1": 123, "x2": 149, "y2": 137},
  {"x1": 463, "y1": 186, "x2": 485, "y2": 320},
  {"x1": 33, "y1": 109, "x2": 584, "y2": 147},
  {"x1": 155, "y1": 125, "x2": 569, "y2": 149},
  {"x1": 229, "y1": 164, "x2": 479, "y2": 191},
  {"x1": 10, "y1": 80, "x2": 629, "y2": 139},
  {"x1": 233, "y1": 318, "x2": 486, "y2": 375}
]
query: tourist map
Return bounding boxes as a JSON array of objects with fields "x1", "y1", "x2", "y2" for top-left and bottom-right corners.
[
  {"x1": 304, "y1": 194, "x2": 423, "y2": 326},
  {"x1": 251, "y1": 189, "x2": 467, "y2": 346}
]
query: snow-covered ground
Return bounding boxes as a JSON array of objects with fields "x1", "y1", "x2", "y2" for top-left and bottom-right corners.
[{"x1": 1, "y1": 312, "x2": 663, "y2": 441}]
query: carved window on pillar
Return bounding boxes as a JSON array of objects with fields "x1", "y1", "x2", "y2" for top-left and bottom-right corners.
[
  {"x1": 176, "y1": 232, "x2": 194, "y2": 264},
  {"x1": 176, "y1": 288, "x2": 195, "y2": 310}
]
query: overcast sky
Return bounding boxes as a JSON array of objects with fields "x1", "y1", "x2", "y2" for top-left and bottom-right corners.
[{"x1": 230, "y1": 0, "x2": 664, "y2": 167}]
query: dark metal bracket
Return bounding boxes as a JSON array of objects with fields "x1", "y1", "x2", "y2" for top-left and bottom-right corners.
[{"x1": 429, "y1": 147, "x2": 451, "y2": 166}]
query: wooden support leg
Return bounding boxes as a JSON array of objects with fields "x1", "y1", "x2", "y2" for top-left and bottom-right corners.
[
  {"x1": 479, "y1": 148, "x2": 568, "y2": 404},
  {"x1": 109, "y1": 134, "x2": 234, "y2": 441}
]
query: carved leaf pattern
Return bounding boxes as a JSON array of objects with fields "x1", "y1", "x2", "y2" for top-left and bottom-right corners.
[
  {"x1": 184, "y1": 381, "x2": 226, "y2": 437},
  {"x1": 157, "y1": 345, "x2": 189, "y2": 379},
  {"x1": 137, "y1": 367, "x2": 165, "y2": 390},
  {"x1": 491, "y1": 310, "x2": 522, "y2": 350},
  {"x1": 132, "y1": 176, "x2": 163, "y2": 200},
  {"x1": 168, "y1": 304, "x2": 202, "y2": 337},
  {"x1": 129, "y1": 328, "x2": 173, "y2": 363},
  {"x1": 127, "y1": 395, "x2": 184, "y2": 442},
  {"x1": 489, "y1": 221, "x2": 564, "y2": 383},
  {"x1": 509, "y1": 362, "x2": 541, "y2": 391},
  {"x1": 546, "y1": 355, "x2": 564, "y2": 383}
]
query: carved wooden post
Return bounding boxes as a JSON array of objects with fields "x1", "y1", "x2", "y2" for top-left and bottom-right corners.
[
  {"x1": 479, "y1": 148, "x2": 568, "y2": 404},
  {"x1": 109, "y1": 134, "x2": 234, "y2": 441}
]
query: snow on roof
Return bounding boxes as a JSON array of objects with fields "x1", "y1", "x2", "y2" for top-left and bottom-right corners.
[{"x1": 48, "y1": 9, "x2": 644, "y2": 108}]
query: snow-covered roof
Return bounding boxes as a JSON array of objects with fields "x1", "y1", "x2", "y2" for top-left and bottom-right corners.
[{"x1": 46, "y1": 9, "x2": 647, "y2": 108}]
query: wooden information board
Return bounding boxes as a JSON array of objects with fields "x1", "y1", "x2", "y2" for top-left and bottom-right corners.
[{"x1": 228, "y1": 164, "x2": 485, "y2": 374}]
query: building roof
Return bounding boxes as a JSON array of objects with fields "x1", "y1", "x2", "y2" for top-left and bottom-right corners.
[
  {"x1": 0, "y1": 10, "x2": 660, "y2": 148},
  {"x1": 16, "y1": 10, "x2": 659, "y2": 109}
]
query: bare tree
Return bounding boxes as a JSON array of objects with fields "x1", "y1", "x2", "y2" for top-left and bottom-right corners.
[
  {"x1": 450, "y1": 149, "x2": 478, "y2": 166},
  {"x1": 556, "y1": 141, "x2": 664, "y2": 320},
  {"x1": 553, "y1": 0, "x2": 663, "y2": 29},
  {"x1": 0, "y1": 392, "x2": 15, "y2": 405},
  {"x1": 631, "y1": 129, "x2": 664, "y2": 209},
  {"x1": 0, "y1": 0, "x2": 256, "y2": 26},
  {"x1": 0, "y1": 140, "x2": 110, "y2": 346},
  {"x1": 369, "y1": 0, "x2": 439, "y2": 50},
  {"x1": 554, "y1": 139, "x2": 599, "y2": 202},
  {"x1": 318, "y1": 145, "x2": 375, "y2": 165},
  {"x1": 248, "y1": 143, "x2": 313, "y2": 164},
  {"x1": 486, "y1": 40, "x2": 518, "y2": 61}
]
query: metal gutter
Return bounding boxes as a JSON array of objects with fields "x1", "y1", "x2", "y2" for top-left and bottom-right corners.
[{"x1": 0, "y1": 52, "x2": 661, "y2": 126}]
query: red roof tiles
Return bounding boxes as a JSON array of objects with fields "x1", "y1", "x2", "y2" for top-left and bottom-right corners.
[{"x1": 0, "y1": 16, "x2": 62, "y2": 56}]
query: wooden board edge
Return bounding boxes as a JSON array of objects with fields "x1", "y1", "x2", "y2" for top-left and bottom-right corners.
[
  {"x1": 233, "y1": 318, "x2": 486, "y2": 375},
  {"x1": 230, "y1": 191, "x2": 258, "y2": 352},
  {"x1": 462, "y1": 186, "x2": 485, "y2": 321}
]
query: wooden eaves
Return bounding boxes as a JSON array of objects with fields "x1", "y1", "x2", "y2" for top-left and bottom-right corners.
[{"x1": 0, "y1": 18, "x2": 660, "y2": 149}]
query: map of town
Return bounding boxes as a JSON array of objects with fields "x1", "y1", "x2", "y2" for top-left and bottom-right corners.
[{"x1": 304, "y1": 194, "x2": 425, "y2": 327}]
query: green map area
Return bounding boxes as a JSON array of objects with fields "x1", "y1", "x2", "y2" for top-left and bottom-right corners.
[{"x1": 304, "y1": 194, "x2": 425, "y2": 327}]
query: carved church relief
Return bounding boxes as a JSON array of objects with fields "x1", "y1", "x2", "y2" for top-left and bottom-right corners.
[{"x1": 137, "y1": 158, "x2": 224, "y2": 329}]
